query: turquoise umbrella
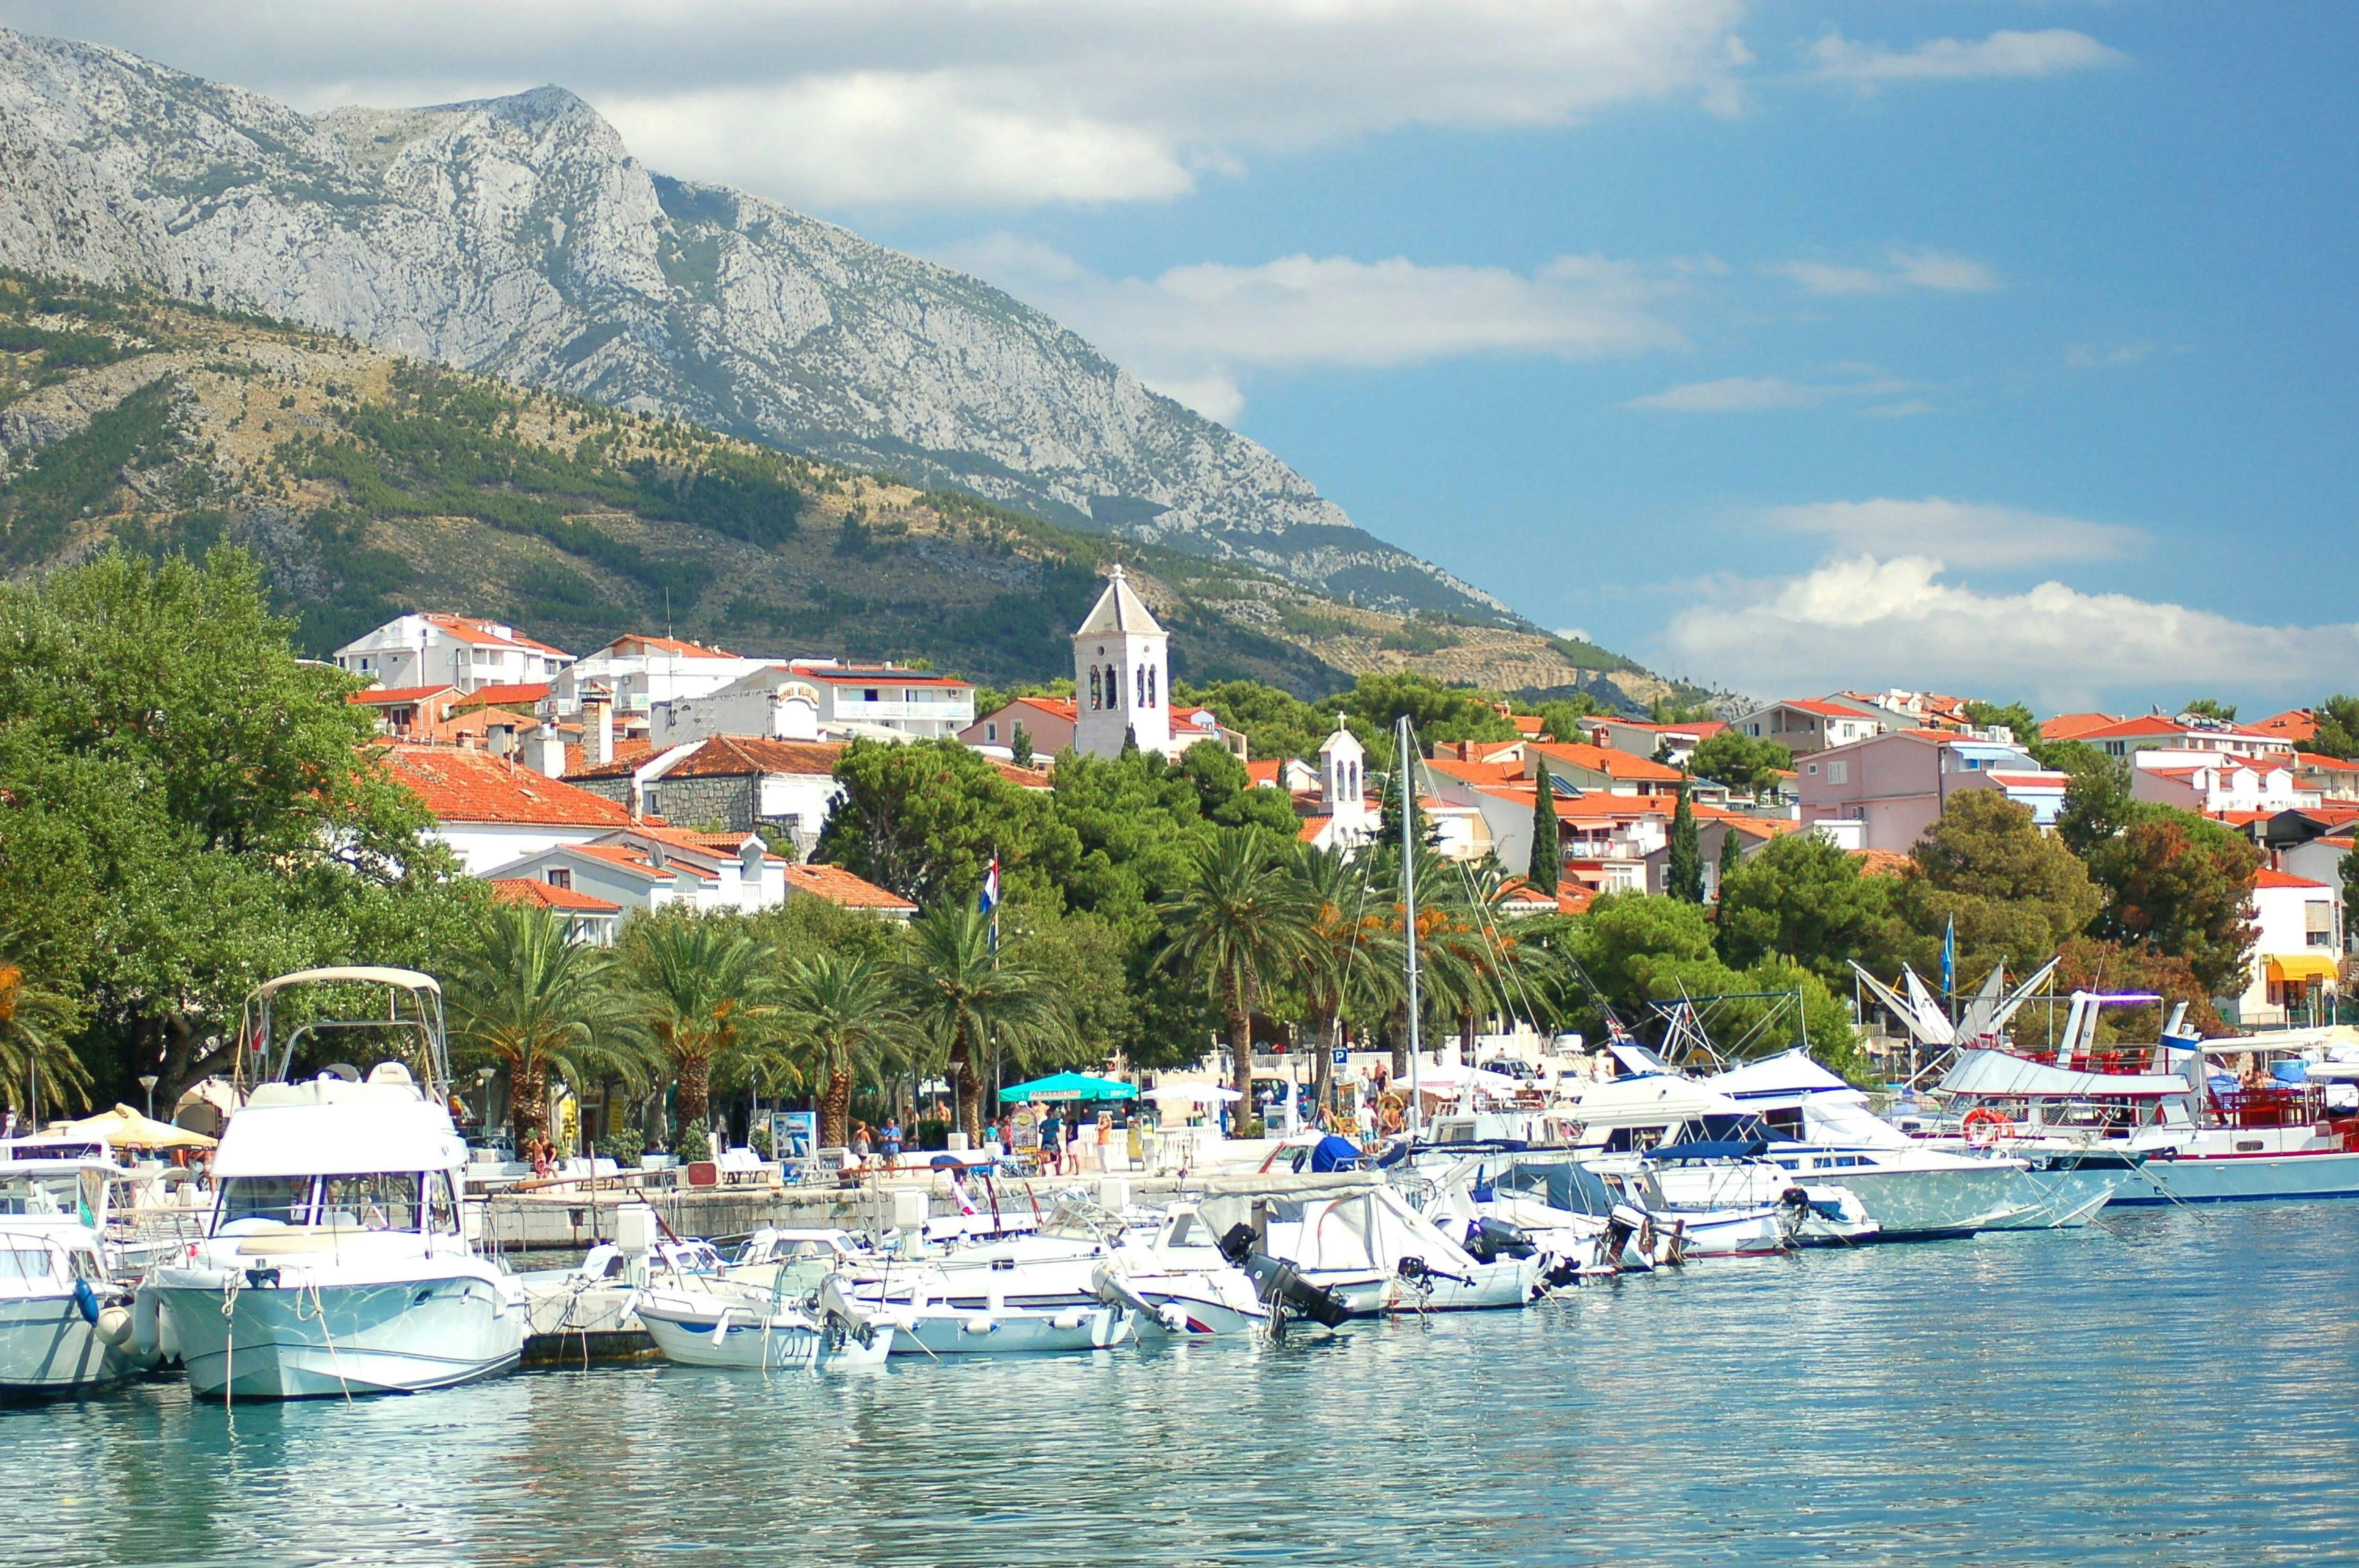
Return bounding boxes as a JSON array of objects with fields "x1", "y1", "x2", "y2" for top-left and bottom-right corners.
[{"x1": 998, "y1": 1071, "x2": 1137, "y2": 1102}]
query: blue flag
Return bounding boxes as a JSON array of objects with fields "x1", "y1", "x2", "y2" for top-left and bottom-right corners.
[
  {"x1": 979, "y1": 858, "x2": 1000, "y2": 953},
  {"x1": 1941, "y1": 915, "x2": 1956, "y2": 997}
]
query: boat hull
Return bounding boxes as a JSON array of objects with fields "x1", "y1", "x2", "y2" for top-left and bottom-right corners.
[
  {"x1": 638, "y1": 1298, "x2": 892, "y2": 1369},
  {"x1": 1818, "y1": 1163, "x2": 2027, "y2": 1237},
  {"x1": 892, "y1": 1304, "x2": 1133, "y2": 1354},
  {"x1": 151, "y1": 1274, "x2": 524, "y2": 1400},
  {"x1": 0, "y1": 1294, "x2": 136, "y2": 1397},
  {"x1": 2121, "y1": 1148, "x2": 2359, "y2": 1204}
]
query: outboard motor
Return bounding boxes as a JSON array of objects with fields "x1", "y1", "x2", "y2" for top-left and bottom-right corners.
[
  {"x1": 1242, "y1": 1255, "x2": 1353, "y2": 1329},
  {"x1": 1216, "y1": 1222, "x2": 1258, "y2": 1268},
  {"x1": 1463, "y1": 1217, "x2": 1535, "y2": 1263}
]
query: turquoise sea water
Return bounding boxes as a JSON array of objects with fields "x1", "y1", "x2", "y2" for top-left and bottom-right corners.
[{"x1": 6, "y1": 1203, "x2": 2357, "y2": 1567}]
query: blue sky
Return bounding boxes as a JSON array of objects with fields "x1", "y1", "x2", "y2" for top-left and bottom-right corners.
[{"x1": 20, "y1": 0, "x2": 2359, "y2": 711}]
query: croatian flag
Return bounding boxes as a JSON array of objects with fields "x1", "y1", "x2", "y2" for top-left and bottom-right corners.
[{"x1": 978, "y1": 858, "x2": 1000, "y2": 915}]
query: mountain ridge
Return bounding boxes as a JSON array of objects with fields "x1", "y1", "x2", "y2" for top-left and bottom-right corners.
[{"x1": 0, "y1": 27, "x2": 1522, "y2": 625}]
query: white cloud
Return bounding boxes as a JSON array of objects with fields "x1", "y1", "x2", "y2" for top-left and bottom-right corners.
[
  {"x1": 1765, "y1": 498, "x2": 2142, "y2": 569},
  {"x1": 20, "y1": 0, "x2": 1754, "y2": 209},
  {"x1": 937, "y1": 239, "x2": 1688, "y2": 419},
  {"x1": 1805, "y1": 29, "x2": 2130, "y2": 86},
  {"x1": 1659, "y1": 556, "x2": 2359, "y2": 711},
  {"x1": 1771, "y1": 249, "x2": 1999, "y2": 296},
  {"x1": 1626, "y1": 376, "x2": 1826, "y2": 412}
]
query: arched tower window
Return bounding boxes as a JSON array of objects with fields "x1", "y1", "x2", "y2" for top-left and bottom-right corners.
[
  {"x1": 1088, "y1": 666, "x2": 1102, "y2": 710},
  {"x1": 1136, "y1": 665, "x2": 1146, "y2": 709},
  {"x1": 1146, "y1": 667, "x2": 1156, "y2": 708}
]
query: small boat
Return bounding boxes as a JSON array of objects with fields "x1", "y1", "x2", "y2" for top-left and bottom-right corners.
[
  {"x1": 1193, "y1": 1183, "x2": 1541, "y2": 1315},
  {"x1": 637, "y1": 1276, "x2": 894, "y2": 1369},
  {"x1": 142, "y1": 967, "x2": 527, "y2": 1400},
  {"x1": 0, "y1": 1150, "x2": 147, "y2": 1398},
  {"x1": 876, "y1": 1291, "x2": 1134, "y2": 1354}
]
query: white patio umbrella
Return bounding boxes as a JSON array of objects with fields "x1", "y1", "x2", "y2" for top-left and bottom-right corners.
[{"x1": 1145, "y1": 1084, "x2": 1243, "y2": 1104}]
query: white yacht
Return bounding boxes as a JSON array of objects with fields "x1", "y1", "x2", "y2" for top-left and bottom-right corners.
[
  {"x1": 1193, "y1": 1183, "x2": 1541, "y2": 1314},
  {"x1": 637, "y1": 1274, "x2": 896, "y2": 1369},
  {"x1": 0, "y1": 1149, "x2": 145, "y2": 1397},
  {"x1": 142, "y1": 967, "x2": 527, "y2": 1400}
]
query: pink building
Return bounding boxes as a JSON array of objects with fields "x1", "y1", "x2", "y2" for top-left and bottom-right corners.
[{"x1": 1797, "y1": 732, "x2": 2068, "y2": 853}]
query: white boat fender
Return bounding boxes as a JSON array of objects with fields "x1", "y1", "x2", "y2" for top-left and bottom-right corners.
[
  {"x1": 95, "y1": 1304, "x2": 136, "y2": 1347},
  {"x1": 1156, "y1": 1303, "x2": 1189, "y2": 1333},
  {"x1": 961, "y1": 1315, "x2": 996, "y2": 1335},
  {"x1": 1050, "y1": 1309, "x2": 1087, "y2": 1331},
  {"x1": 710, "y1": 1307, "x2": 739, "y2": 1345},
  {"x1": 133, "y1": 1287, "x2": 162, "y2": 1357}
]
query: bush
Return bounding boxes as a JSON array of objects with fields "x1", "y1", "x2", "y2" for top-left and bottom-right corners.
[
  {"x1": 596, "y1": 1129, "x2": 644, "y2": 1168},
  {"x1": 748, "y1": 1122, "x2": 774, "y2": 1159},
  {"x1": 915, "y1": 1118, "x2": 951, "y2": 1151},
  {"x1": 673, "y1": 1123, "x2": 713, "y2": 1163}
]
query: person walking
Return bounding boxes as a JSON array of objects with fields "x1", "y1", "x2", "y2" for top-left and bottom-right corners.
[{"x1": 880, "y1": 1117, "x2": 902, "y2": 1167}]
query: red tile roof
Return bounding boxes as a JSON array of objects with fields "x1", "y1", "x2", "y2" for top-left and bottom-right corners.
[
  {"x1": 489, "y1": 877, "x2": 622, "y2": 914},
  {"x1": 2255, "y1": 709, "x2": 2319, "y2": 742},
  {"x1": 990, "y1": 759, "x2": 1055, "y2": 790},
  {"x1": 568, "y1": 842, "x2": 714, "y2": 881},
  {"x1": 1246, "y1": 759, "x2": 1284, "y2": 786},
  {"x1": 600, "y1": 633, "x2": 740, "y2": 659},
  {"x1": 1002, "y1": 695, "x2": 1080, "y2": 723},
  {"x1": 452, "y1": 683, "x2": 552, "y2": 710},
  {"x1": 383, "y1": 744, "x2": 636, "y2": 827},
  {"x1": 1780, "y1": 698, "x2": 1874, "y2": 719},
  {"x1": 574, "y1": 735, "x2": 847, "y2": 782},
  {"x1": 351, "y1": 684, "x2": 458, "y2": 707},
  {"x1": 424, "y1": 614, "x2": 568, "y2": 656},
  {"x1": 1425, "y1": 756, "x2": 1528, "y2": 786},
  {"x1": 2038, "y1": 712, "x2": 2122, "y2": 741},
  {"x1": 2298, "y1": 751, "x2": 2359, "y2": 772},
  {"x1": 1298, "y1": 816, "x2": 1332, "y2": 843},
  {"x1": 784, "y1": 862, "x2": 918, "y2": 912},
  {"x1": 2254, "y1": 868, "x2": 2330, "y2": 890},
  {"x1": 1527, "y1": 741, "x2": 1687, "y2": 784},
  {"x1": 2076, "y1": 714, "x2": 2283, "y2": 744},
  {"x1": 1851, "y1": 849, "x2": 1916, "y2": 877}
]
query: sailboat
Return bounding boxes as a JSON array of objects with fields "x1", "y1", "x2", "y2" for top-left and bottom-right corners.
[{"x1": 141, "y1": 968, "x2": 527, "y2": 1399}]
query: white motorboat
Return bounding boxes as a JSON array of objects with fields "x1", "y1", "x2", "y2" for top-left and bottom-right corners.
[
  {"x1": 1093, "y1": 1206, "x2": 1269, "y2": 1335},
  {"x1": 875, "y1": 1293, "x2": 1135, "y2": 1355},
  {"x1": 0, "y1": 1151, "x2": 147, "y2": 1397},
  {"x1": 142, "y1": 967, "x2": 526, "y2": 1400},
  {"x1": 1929, "y1": 995, "x2": 2359, "y2": 1204},
  {"x1": 637, "y1": 1276, "x2": 894, "y2": 1369},
  {"x1": 1194, "y1": 1183, "x2": 1541, "y2": 1314}
]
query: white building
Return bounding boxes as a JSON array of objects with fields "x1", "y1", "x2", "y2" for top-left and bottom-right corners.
[
  {"x1": 551, "y1": 634, "x2": 776, "y2": 717},
  {"x1": 655, "y1": 662, "x2": 974, "y2": 745},
  {"x1": 332, "y1": 614, "x2": 570, "y2": 693},
  {"x1": 482, "y1": 826, "x2": 785, "y2": 916},
  {"x1": 1073, "y1": 565, "x2": 1171, "y2": 759},
  {"x1": 2233, "y1": 868, "x2": 2344, "y2": 1026},
  {"x1": 382, "y1": 743, "x2": 637, "y2": 876},
  {"x1": 2131, "y1": 753, "x2": 2313, "y2": 816}
]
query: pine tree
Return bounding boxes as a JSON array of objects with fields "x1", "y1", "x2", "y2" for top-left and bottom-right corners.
[
  {"x1": 1716, "y1": 820, "x2": 1743, "y2": 903},
  {"x1": 1667, "y1": 782, "x2": 1705, "y2": 902},
  {"x1": 1009, "y1": 723, "x2": 1034, "y2": 769},
  {"x1": 1528, "y1": 775, "x2": 1559, "y2": 894}
]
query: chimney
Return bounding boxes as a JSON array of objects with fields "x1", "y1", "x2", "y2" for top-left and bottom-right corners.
[
  {"x1": 583, "y1": 689, "x2": 614, "y2": 767},
  {"x1": 486, "y1": 720, "x2": 516, "y2": 759},
  {"x1": 527, "y1": 725, "x2": 568, "y2": 779}
]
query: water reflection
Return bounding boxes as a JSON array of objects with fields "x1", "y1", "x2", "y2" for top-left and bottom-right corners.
[{"x1": 6, "y1": 1206, "x2": 2357, "y2": 1566}]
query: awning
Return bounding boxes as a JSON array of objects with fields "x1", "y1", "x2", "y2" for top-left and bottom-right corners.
[
  {"x1": 51, "y1": 1103, "x2": 218, "y2": 1151},
  {"x1": 998, "y1": 1071, "x2": 1136, "y2": 1102},
  {"x1": 2267, "y1": 954, "x2": 2340, "y2": 984}
]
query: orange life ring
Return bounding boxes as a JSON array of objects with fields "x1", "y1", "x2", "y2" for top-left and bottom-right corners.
[{"x1": 1961, "y1": 1107, "x2": 2016, "y2": 1148}]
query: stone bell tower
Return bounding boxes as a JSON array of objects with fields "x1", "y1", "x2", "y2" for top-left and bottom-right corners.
[{"x1": 1073, "y1": 564, "x2": 1170, "y2": 759}]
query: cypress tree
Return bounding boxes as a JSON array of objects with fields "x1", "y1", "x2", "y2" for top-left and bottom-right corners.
[
  {"x1": 1528, "y1": 774, "x2": 1560, "y2": 894},
  {"x1": 1666, "y1": 782, "x2": 1705, "y2": 902},
  {"x1": 1716, "y1": 819, "x2": 1743, "y2": 903}
]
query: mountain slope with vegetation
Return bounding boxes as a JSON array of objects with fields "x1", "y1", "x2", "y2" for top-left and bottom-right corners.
[{"x1": 0, "y1": 274, "x2": 1678, "y2": 704}]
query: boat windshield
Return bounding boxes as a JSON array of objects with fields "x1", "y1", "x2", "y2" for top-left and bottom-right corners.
[
  {"x1": 217, "y1": 1173, "x2": 460, "y2": 1234},
  {"x1": 0, "y1": 1244, "x2": 56, "y2": 1282},
  {"x1": 0, "y1": 1174, "x2": 84, "y2": 1218}
]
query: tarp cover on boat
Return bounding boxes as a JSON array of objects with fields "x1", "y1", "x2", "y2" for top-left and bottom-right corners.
[
  {"x1": 1309, "y1": 1135, "x2": 1364, "y2": 1173},
  {"x1": 1194, "y1": 1185, "x2": 1480, "y2": 1275},
  {"x1": 1706, "y1": 1049, "x2": 1857, "y2": 1103},
  {"x1": 1939, "y1": 1048, "x2": 2187, "y2": 1101},
  {"x1": 1546, "y1": 1075, "x2": 1747, "y2": 1129}
]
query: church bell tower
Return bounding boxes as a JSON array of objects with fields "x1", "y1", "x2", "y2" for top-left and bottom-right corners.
[{"x1": 1072, "y1": 564, "x2": 1170, "y2": 759}]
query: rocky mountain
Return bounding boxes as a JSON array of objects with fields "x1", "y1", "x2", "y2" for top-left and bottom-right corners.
[
  {"x1": 0, "y1": 26, "x2": 1517, "y2": 623},
  {"x1": 0, "y1": 275, "x2": 1675, "y2": 709}
]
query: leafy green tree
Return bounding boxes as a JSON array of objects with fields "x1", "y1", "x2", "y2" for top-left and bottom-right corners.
[
  {"x1": 2343, "y1": 842, "x2": 2359, "y2": 945},
  {"x1": 1665, "y1": 785, "x2": 1705, "y2": 903},
  {"x1": 1157, "y1": 828, "x2": 1318, "y2": 1135},
  {"x1": 1963, "y1": 699, "x2": 2039, "y2": 744},
  {"x1": 2056, "y1": 754, "x2": 2136, "y2": 858},
  {"x1": 1528, "y1": 780, "x2": 1560, "y2": 894},
  {"x1": 814, "y1": 738, "x2": 1072, "y2": 909},
  {"x1": 1717, "y1": 830, "x2": 1898, "y2": 985},
  {"x1": 1183, "y1": 679, "x2": 1329, "y2": 765},
  {"x1": 2082, "y1": 809, "x2": 2261, "y2": 996},
  {"x1": 0, "y1": 547, "x2": 478, "y2": 1105},
  {"x1": 1176, "y1": 740, "x2": 1301, "y2": 836},
  {"x1": 448, "y1": 903, "x2": 646, "y2": 1146},
  {"x1": 1895, "y1": 792, "x2": 2104, "y2": 979},
  {"x1": 1330, "y1": 672, "x2": 1517, "y2": 748},
  {"x1": 616, "y1": 910, "x2": 777, "y2": 1134},
  {"x1": 1019, "y1": 909, "x2": 1144, "y2": 1069},
  {"x1": 773, "y1": 951, "x2": 912, "y2": 1150},
  {"x1": 2311, "y1": 696, "x2": 2359, "y2": 759},
  {"x1": 1009, "y1": 724, "x2": 1034, "y2": 769},
  {"x1": 1689, "y1": 731, "x2": 1792, "y2": 796},
  {"x1": 2182, "y1": 698, "x2": 2238, "y2": 723},
  {"x1": 1534, "y1": 697, "x2": 1600, "y2": 743},
  {"x1": 891, "y1": 903, "x2": 1069, "y2": 1144}
]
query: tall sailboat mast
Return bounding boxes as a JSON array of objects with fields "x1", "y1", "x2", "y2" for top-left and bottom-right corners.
[{"x1": 1399, "y1": 714, "x2": 1421, "y2": 1140}]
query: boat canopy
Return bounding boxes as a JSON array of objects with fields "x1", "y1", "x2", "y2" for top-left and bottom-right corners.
[
  {"x1": 252, "y1": 965, "x2": 441, "y2": 998},
  {"x1": 1939, "y1": 1048, "x2": 2186, "y2": 1101},
  {"x1": 1546, "y1": 1075, "x2": 1747, "y2": 1129},
  {"x1": 1704, "y1": 1049, "x2": 1859, "y2": 1104},
  {"x1": 213, "y1": 1096, "x2": 466, "y2": 1178}
]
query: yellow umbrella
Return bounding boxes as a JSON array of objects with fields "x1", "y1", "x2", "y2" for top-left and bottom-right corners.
[{"x1": 53, "y1": 1103, "x2": 218, "y2": 1151}]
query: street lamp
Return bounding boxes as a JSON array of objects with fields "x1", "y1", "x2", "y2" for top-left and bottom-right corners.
[{"x1": 138, "y1": 1075, "x2": 159, "y2": 1120}]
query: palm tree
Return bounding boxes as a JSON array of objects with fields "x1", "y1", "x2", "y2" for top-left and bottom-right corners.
[
  {"x1": 1291, "y1": 845, "x2": 1400, "y2": 1115},
  {"x1": 890, "y1": 904, "x2": 1068, "y2": 1146},
  {"x1": 1159, "y1": 827, "x2": 1317, "y2": 1137},
  {"x1": 616, "y1": 910, "x2": 777, "y2": 1141},
  {"x1": 0, "y1": 951, "x2": 88, "y2": 1119},
  {"x1": 447, "y1": 902, "x2": 646, "y2": 1146},
  {"x1": 774, "y1": 951, "x2": 912, "y2": 1150}
]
